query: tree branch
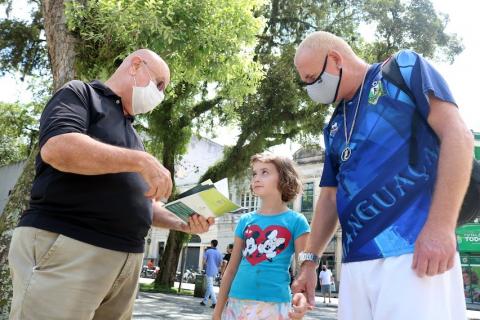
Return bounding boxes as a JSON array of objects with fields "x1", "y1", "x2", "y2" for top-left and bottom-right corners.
[{"x1": 178, "y1": 97, "x2": 222, "y2": 129}]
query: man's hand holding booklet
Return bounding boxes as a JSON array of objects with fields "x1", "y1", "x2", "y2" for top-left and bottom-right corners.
[{"x1": 163, "y1": 178, "x2": 240, "y2": 222}]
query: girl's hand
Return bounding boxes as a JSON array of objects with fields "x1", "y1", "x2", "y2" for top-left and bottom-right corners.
[{"x1": 288, "y1": 293, "x2": 313, "y2": 319}]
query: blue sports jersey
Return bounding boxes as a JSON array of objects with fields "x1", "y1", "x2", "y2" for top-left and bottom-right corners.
[
  {"x1": 229, "y1": 210, "x2": 310, "y2": 302},
  {"x1": 320, "y1": 50, "x2": 457, "y2": 263}
]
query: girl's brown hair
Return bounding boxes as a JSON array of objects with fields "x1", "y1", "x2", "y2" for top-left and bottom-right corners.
[{"x1": 250, "y1": 153, "x2": 302, "y2": 203}]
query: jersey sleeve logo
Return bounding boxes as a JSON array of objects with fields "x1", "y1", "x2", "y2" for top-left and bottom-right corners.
[{"x1": 242, "y1": 225, "x2": 292, "y2": 265}]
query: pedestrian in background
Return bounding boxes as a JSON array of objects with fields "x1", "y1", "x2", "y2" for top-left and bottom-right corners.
[
  {"x1": 201, "y1": 239, "x2": 223, "y2": 308},
  {"x1": 318, "y1": 265, "x2": 333, "y2": 303},
  {"x1": 221, "y1": 243, "x2": 234, "y2": 278}
]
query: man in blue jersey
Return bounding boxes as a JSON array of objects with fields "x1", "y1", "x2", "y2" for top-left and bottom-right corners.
[{"x1": 292, "y1": 31, "x2": 473, "y2": 319}]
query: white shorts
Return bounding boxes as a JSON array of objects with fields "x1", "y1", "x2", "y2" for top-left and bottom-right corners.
[{"x1": 338, "y1": 253, "x2": 466, "y2": 320}]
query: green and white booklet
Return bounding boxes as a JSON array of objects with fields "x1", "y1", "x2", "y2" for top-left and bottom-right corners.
[{"x1": 163, "y1": 178, "x2": 240, "y2": 222}]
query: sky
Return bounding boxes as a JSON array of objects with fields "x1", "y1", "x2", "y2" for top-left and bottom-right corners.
[
  {"x1": 426, "y1": 0, "x2": 480, "y2": 132},
  {"x1": 0, "y1": 0, "x2": 478, "y2": 157}
]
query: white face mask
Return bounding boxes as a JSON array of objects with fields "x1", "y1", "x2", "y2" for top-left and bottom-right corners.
[
  {"x1": 131, "y1": 64, "x2": 165, "y2": 115},
  {"x1": 305, "y1": 56, "x2": 342, "y2": 104}
]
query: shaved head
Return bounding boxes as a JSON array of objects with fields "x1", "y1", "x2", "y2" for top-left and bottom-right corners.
[
  {"x1": 294, "y1": 31, "x2": 368, "y2": 102},
  {"x1": 106, "y1": 48, "x2": 170, "y2": 115},
  {"x1": 121, "y1": 49, "x2": 168, "y2": 73},
  {"x1": 119, "y1": 49, "x2": 170, "y2": 89},
  {"x1": 294, "y1": 31, "x2": 355, "y2": 66}
]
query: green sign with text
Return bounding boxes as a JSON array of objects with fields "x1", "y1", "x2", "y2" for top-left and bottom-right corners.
[{"x1": 457, "y1": 224, "x2": 480, "y2": 253}]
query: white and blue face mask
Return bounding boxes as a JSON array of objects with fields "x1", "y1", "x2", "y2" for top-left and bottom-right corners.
[{"x1": 305, "y1": 55, "x2": 342, "y2": 104}]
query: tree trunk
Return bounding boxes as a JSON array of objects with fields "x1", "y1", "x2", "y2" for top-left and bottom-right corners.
[
  {"x1": 0, "y1": 0, "x2": 79, "y2": 317},
  {"x1": 155, "y1": 231, "x2": 188, "y2": 287},
  {"x1": 155, "y1": 146, "x2": 189, "y2": 287},
  {"x1": 42, "y1": 0, "x2": 80, "y2": 91}
]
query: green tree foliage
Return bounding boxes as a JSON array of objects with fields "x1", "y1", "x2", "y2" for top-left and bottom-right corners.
[
  {"x1": 201, "y1": 0, "x2": 463, "y2": 183},
  {"x1": 0, "y1": 0, "x2": 48, "y2": 78},
  {"x1": 361, "y1": 0, "x2": 464, "y2": 62},
  {"x1": 0, "y1": 101, "x2": 40, "y2": 166},
  {"x1": 66, "y1": 0, "x2": 263, "y2": 98},
  {"x1": 202, "y1": 0, "x2": 362, "y2": 181},
  {"x1": 64, "y1": 0, "x2": 264, "y2": 168}
]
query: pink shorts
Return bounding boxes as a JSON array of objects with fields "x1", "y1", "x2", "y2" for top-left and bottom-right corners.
[{"x1": 222, "y1": 298, "x2": 290, "y2": 320}]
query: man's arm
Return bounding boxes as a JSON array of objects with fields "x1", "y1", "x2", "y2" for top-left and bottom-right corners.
[
  {"x1": 294, "y1": 233, "x2": 309, "y2": 267},
  {"x1": 413, "y1": 96, "x2": 474, "y2": 277},
  {"x1": 152, "y1": 201, "x2": 214, "y2": 234},
  {"x1": 292, "y1": 187, "x2": 338, "y2": 305},
  {"x1": 303, "y1": 187, "x2": 339, "y2": 256},
  {"x1": 41, "y1": 132, "x2": 172, "y2": 200}
]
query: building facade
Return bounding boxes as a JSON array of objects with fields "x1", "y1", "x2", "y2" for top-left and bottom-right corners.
[
  {"x1": 291, "y1": 147, "x2": 342, "y2": 281},
  {"x1": 145, "y1": 136, "x2": 230, "y2": 270},
  {"x1": 0, "y1": 160, "x2": 26, "y2": 216}
]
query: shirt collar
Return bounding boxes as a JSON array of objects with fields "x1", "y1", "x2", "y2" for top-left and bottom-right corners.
[
  {"x1": 90, "y1": 80, "x2": 121, "y2": 98},
  {"x1": 89, "y1": 80, "x2": 136, "y2": 123}
]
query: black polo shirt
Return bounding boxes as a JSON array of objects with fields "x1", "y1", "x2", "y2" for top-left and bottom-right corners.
[{"x1": 19, "y1": 80, "x2": 152, "y2": 253}]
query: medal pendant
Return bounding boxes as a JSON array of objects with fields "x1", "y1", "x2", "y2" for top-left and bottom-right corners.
[{"x1": 341, "y1": 146, "x2": 352, "y2": 161}]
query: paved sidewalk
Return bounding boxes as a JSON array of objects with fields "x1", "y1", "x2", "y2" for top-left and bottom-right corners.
[
  {"x1": 133, "y1": 291, "x2": 337, "y2": 320},
  {"x1": 135, "y1": 279, "x2": 480, "y2": 319}
]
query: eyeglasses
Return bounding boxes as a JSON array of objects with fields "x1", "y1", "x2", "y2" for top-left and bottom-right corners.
[{"x1": 142, "y1": 61, "x2": 166, "y2": 91}]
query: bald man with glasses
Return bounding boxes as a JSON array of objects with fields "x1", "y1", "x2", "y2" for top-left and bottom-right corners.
[{"x1": 8, "y1": 49, "x2": 214, "y2": 320}]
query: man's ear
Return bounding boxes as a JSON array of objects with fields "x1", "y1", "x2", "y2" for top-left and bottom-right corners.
[
  {"x1": 129, "y1": 56, "x2": 143, "y2": 76},
  {"x1": 328, "y1": 50, "x2": 343, "y2": 70}
]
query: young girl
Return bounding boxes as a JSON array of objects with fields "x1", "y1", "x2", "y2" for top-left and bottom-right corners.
[{"x1": 213, "y1": 153, "x2": 312, "y2": 320}]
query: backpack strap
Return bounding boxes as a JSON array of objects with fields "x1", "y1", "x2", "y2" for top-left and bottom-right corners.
[
  {"x1": 382, "y1": 54, "x2": 480, "y2": 224},
  {"x1": 381, "y1": 56, "x2": 416, "y2": 104},
  {"x1": 381, "y1": 54, "x2": 422, "y2": 166}
]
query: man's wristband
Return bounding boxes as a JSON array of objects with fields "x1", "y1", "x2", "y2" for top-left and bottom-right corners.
[{"x1": 298, "y1": 251, "x2": 320, "y2": 267}]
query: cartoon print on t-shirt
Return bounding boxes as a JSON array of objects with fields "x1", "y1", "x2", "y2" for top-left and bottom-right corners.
[
  {"x1": 243, "y1": 237, "x2": 258, "y2": 257},
  {"x1": 258, "y1": 230, "x2": 285, "y2": 260},
  {"x1": 242, "y1": 225, "x2": 291, "y2": 265}
]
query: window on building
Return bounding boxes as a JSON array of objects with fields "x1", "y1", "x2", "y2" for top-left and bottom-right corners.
[
  {"x1": 158, "y1": 241, "x2": 165, "y2": 262},
  {"x1": 301, "y1": 182, "x2": 314, "y2": 214},
  {"x1": 240, "y1": 191, "x2": 260, "y2": 212}
]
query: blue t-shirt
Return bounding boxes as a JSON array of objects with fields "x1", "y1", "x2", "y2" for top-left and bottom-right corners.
[
  {"x1": 204, "y1": 247, "x2": 222, "y2": 277},
  {"x1": 229, "y1": 210, "x2": 310, "y2": 302},
  {"x1": 320, "y1": 50, "x2": 456, "y2": 263}
]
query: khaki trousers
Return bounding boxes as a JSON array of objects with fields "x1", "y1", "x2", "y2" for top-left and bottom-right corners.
[{"x1": 8, "y1": 227, "x2": 143, "y2": 320}]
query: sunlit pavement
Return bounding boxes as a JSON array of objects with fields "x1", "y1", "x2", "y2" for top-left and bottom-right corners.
[
  {"x1": 133, "y1": 291, "x2": 337, "y2": 320},
  {"x1": 134, "y1": 278, "x2": 480, "y2": 319}
]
